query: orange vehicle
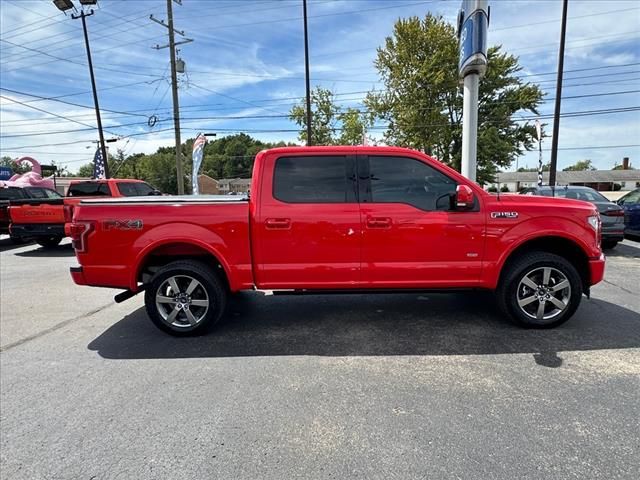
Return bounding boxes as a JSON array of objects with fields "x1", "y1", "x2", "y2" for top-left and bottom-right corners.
[{"x1": 9, "y1": 178, "x2": 161, "y2": 248}]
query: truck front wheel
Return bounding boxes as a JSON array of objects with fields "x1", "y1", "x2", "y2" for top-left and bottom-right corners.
[
  {"x1": 144, "y1": 260, "x2": 227, "y2": 336},
  {"x1": 497, "y1": 252, "x2": 583, "y2": 328}
]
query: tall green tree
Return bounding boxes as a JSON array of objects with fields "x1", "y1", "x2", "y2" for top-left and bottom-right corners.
[
  {"x1": 364, "y1": 14, "x2": 544, "y2": 184},
  {"x1": 290, "y1": 87, "x2": 339, "y2": 145},
  {"x1": 290, "y1": 87, "x2": 372, "y2": 145}
]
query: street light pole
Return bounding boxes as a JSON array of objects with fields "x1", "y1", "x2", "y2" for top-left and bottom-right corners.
[
  {"x1": 72, "y1": 9, "x2": 109, "y2": 178},
  {"x1": 303, "y1": 0, "x2": 313, "y2": 146}
]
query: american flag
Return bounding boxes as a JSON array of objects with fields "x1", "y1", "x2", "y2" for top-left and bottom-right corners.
[
  {"x1": 93, "y1": 147, "x2": 106, "y2": 179},
  {"x1": 191, "y1": 133, "x2": 207, "y2": 195}
]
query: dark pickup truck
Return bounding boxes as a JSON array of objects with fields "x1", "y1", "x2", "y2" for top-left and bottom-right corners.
[
  {"x1": 8, "y1": 178, "x2": 161, "y2": 247},
  {"x1": 1, "y1": 184, "x2": 63, "y2": 243}
]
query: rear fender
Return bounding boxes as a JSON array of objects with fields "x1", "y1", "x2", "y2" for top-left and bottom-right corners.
[{"x1": 130, "y1": 223, "x2": 234, "y2": 292}]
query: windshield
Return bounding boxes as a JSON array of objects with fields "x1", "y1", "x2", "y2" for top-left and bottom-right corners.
[
  {"x1": 24, "y1": 187, "x2": 63, "y2": 199},
  {"x1": 0, "y1": 187, "x2": 26, "y2": 200}
]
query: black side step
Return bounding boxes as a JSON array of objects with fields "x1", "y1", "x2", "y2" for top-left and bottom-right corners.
[{"x1": 114, "y1": 286, "x2": 146, "y2": 303}]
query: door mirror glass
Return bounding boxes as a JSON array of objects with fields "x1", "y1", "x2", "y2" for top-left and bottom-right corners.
[{"x1": 455, "y1": 184, "x2": 475, "y2": 210}]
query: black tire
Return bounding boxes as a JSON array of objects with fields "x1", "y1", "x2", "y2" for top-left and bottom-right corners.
[
  {"x1": 601, "y1": 240, "x2": 618, "y2": 250},
  {"x1": 496, "y1": 251, "x2": 583, "y2": 328},
  {"x1": 36, "y1": 236, "x2": 63, "y2": 248},
  {"x1": 10, "y1": 235, "x2": 28, "y2": 245},
  {"x1": 144, "y1": 260, "x2": 227, "y2": 336}
]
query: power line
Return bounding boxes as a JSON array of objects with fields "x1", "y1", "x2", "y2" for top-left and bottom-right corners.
[
  {"x1": 491, "y1": 6, "x2": 640, "y2": 32},
  {"x1": 0, "y1": 86, "x2": 152, "y2": 118},
  {"x1": 0, "y1": 94, "x2": 120, "y2": 136},
  {"x1": 3, "y1": 128, "x2": 177, "y2": 151},
  {"x1": 3, "y1": 106, "x2": 638, "y2": 151},
  {"x1": 3, "y1": 86, "x2": 639, "y2": 128},
  {"x1": 0, "y1": 38, "x2": 165, "y2": 78}
]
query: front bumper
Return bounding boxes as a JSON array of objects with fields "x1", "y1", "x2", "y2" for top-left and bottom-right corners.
[
  {"x1": 10, "y1": 223, "x2": 65, "y2": 239},
  {"x1": 588, "y1": 254, "x2": 606, "y2": 286}
]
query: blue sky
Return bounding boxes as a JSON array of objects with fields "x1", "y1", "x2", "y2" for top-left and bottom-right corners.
[{"x1": 1, "y1": 0, "x2": 639, "y2": 174}]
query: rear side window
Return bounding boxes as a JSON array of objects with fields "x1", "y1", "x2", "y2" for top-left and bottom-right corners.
[
  {"x1": 273, "y1": 156, "x2": 353, "y2": 203},
  {"x1": 367, "y1": 156, "x2": 457, "y2": 211},
  {"x1": 0, "y1": 188, "x2": 27, "y2": 200},
  {"x1": 117, "y1": 182, "x2": 156, "y2": 196},
  {"x1": 67, "y1": 182, "x2": 110, "y2": 197}
]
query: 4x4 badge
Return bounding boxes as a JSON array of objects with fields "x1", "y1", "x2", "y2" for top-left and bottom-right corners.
[{"x1": 491, "y1": 212, "x2": 518, "y2": 219}]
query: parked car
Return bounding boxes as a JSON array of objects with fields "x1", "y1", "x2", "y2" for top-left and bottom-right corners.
[
  {"x1": 1, "y1": 184, "x2": 63, "y2": 243},
  {"x1": 8, "y1": 179, "x2": 161, "y2": 248},
  {"x1": 68, "y1": 146, "x2": 605, "y2": 335},
  {"x1": 616, "y1": 188, "x2": 640, "y2": 239},
  {"x1": 520, "y1": 185, "x2": 624, "y2": 249}
]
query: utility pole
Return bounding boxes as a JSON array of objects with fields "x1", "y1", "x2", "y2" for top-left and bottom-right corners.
[
  {"x1": 303, "y1": 0, "x2": 313, "y2": 146},
  {"x1": 548, "y1": 0, "x2": 569, "y2": 191},
  {"x1": 151, "y1": 0, "x2": 193, "y2": 195}
]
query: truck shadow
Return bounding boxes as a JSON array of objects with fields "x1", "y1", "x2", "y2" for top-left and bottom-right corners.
[
  {"x1": 0, "y1": 237, "x2": 33, "y2": 253},
  {"x1": 88, "y1": 291, "x2": 640, "y2": 361},
  {"x1": 14, "y1": 243, "x2": 75, "y2": 257}
]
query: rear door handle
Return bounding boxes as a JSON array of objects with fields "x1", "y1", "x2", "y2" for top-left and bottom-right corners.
[
  {"x1": 265, "y1": 218, "x2": 291, "y2": 229},
  {"x1": 366, "y1": 217, "x2": 392, "y2": 228}
]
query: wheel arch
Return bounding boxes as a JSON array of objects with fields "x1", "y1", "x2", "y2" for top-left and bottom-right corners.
[
  {"x1": 497, "y1": 235, "x2": 591, "y2": 293},
  {"x1": 132, "y1": 239, "x2": 232, "y2": 293}
]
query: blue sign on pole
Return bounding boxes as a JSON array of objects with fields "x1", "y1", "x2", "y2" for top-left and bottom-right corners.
[
  {"x1": 0, "y1": 166, "x2": 13, "y2": 181},
  {"x1": 458, "y1": 1, "x2": 489, "y2": 78}
]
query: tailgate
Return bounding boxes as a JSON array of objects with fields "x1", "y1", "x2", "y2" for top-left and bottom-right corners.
[{"x1": 8, "y1": 198, "x2": 65, "y2": 224}]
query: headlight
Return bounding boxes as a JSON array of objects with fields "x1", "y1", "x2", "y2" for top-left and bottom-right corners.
[{"x1": 587, "y1": 215, "x2": 599, "y2": 232}]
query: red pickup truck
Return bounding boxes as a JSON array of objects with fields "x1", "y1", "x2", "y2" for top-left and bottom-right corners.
[
  {"x1": 9, "y1": 178, "x2": 160, "y2": 247},
  {"x1": 68, "y1": 146, "x2": 605, "y2": 335}
]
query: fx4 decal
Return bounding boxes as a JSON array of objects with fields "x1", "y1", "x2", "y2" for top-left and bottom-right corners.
[
  {"x1": 490, "y1": 212, "x2": 519, "y2": 219},
  {"x1": 103, "y1": 219, "x2": 143, "y2": 231}
]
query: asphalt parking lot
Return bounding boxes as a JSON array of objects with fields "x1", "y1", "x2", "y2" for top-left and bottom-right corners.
[{"x1": 1, "y1": 237, "x2": 639, "y2": 479}]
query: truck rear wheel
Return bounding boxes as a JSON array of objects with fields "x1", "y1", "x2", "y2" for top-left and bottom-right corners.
[
  {"x1": 144, "y1": 260, "x2": 227, "y2": 336},
  {"x1": 36, "y1": 236, "x2": 63, "y2": 248},
  {"x1": 497, "y1": 252, "x2": 583, "y2": 328}
]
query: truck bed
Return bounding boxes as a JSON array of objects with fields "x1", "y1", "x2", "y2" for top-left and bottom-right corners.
[{"x1": 72, "y1": 195, "x2": 253, "y2": 292}]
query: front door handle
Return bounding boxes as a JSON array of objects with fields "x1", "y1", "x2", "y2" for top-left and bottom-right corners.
[
  {"x1": 265, "y1": 218, "x2": 291, "y2": 229},
  {"x1": 366, "y1": 217, "x2": 392, "y2": 228}
]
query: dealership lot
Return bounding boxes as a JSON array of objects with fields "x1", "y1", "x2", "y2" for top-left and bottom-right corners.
[{"x1": 1, "y1": 237, "x2": 639, "y2": 479}]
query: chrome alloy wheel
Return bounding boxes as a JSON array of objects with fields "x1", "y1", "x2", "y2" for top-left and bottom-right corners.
[
  {"x1": 516, "y1": 267, "x2": 572, "y2": 322},
  {"x1": 155, "y1": 275, "x2": 210, "y2": 328}
]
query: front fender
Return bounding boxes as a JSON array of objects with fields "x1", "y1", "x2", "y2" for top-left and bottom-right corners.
[{"x1": 483, "y1": 215, "x2": 598, "y2": 289}]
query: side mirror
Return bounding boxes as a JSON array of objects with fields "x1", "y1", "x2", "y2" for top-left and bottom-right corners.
[{"x1": 455, "y1": 184, "x2": 475, "y2": 210}]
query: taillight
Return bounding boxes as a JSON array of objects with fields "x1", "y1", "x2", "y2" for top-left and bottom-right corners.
[
  {"x1": 601, "y1": 209, "x2": 624, "y2": 217},
  {"x1": 69, "y1": 222, "x2": 93, "y2": 253},
  {"x1": 63, "y1": 204, "x2": 74, "y2": 223}
]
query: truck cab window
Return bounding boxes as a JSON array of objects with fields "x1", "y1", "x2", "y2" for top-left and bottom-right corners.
[
  {"x1": 274, "y1": 156, "x2": 353, "y2": 203},
  {"x1": 367, "y1": 156, "x2": 457, "y2": 211},
  {"x1": 68, "y1": 182, "x2": 110, "y2": 197}
]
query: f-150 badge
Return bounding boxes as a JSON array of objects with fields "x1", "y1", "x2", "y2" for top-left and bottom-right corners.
[{"x1": 490, "y1": 212, "x2": 518, "y2": 219}]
